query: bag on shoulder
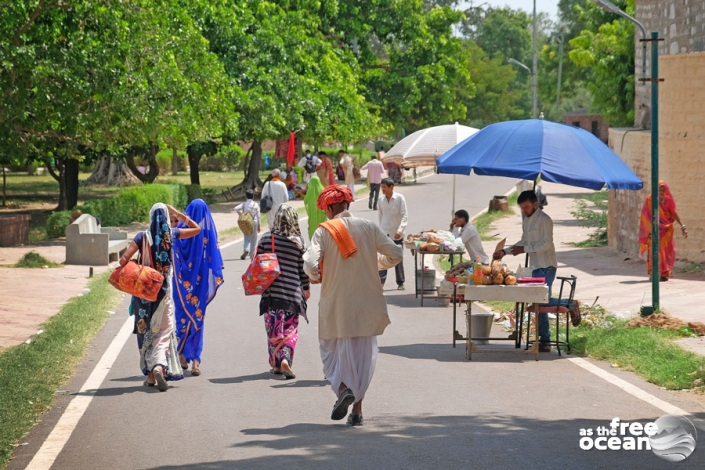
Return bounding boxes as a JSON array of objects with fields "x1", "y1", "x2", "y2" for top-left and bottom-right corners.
[
  {"x1": 238, "y1": 211, "x2": 255, "y2": 235},
  {"x1": 241, "y1": 234, "x2": 281, "y2": 296},
  {"x1": 109, "y1": 236, "x2": 164, "y2": 302},
  {"x1": 304, "y1": 154, "x2": 316, "y2": 174},
  {"x1": 259, "y1": 182, "x2": 273, "y2": 212}
]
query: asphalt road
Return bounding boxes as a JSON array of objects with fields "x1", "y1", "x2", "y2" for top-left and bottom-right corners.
[{"x1": 9, "y1": 173, "x2": 705, "y2": 469}]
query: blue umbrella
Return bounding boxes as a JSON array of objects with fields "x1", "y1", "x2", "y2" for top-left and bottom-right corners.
[{"x1": 436, "y1": 119, "x2": 643, "y2": 191}]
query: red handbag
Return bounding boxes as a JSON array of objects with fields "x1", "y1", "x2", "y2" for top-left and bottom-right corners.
[
  {"x1": 241, "y1": 234, "x2": 281, "y2": 296},
  {"x1": 109, "y1": 236, "x2": 165, "y2": 302}
]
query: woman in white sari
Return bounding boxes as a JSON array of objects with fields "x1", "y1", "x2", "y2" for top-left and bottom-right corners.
[{"x1": 118, "y1": 203, "x2": 201, "y2": 391}]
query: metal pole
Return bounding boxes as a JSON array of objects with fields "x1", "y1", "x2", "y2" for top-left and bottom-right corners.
[
  {"x1": 532, "y1": 0, "x2": 538, "y2": 119},
  {"x1": 650, "y1": 31, "x2": 660, "y2": 310},
  {"x1": 452, "y1": 175, "x2": 456, "y2": 215},
  {"x1": 556, "y1": 34, "x2": 564, "y2": 107}
]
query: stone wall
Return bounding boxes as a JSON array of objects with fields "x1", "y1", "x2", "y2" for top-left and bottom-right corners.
[
  {"x1": 562, "y1": 114, "x2": 610, "y2": 143},
  {"x1": 634, "y1": 0, "x2": 705, "y2": 122},
  {"x1": 609, "y1": 51, "x2": 705, "y2": 262}
]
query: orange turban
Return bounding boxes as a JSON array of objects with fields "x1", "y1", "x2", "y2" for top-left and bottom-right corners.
[{"x1": 316, "y1": 184, "x2": 353, "y2": 210}]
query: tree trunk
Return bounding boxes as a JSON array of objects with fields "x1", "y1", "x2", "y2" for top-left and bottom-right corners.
[
  {"x1": 2, "y1": 166, "x2": 6, "y2": 207},
  {"x1": 125, "y1": 143, "x2": 160, "y2": 183},
  {"x1": 228, "y1": 141, "x2": 263, "y2": 195},
  {"x1": 171, "y1": 147, "x2": 179, "y2": 176},
  {"x1": 188, "y1": 151, "x2": 201, "y2": 185},
  {"x1": 65, "y1": 158, "x2": 79, "y2": 210},
  {"x1": 85, "y1": 156, "x2": 139, "y2": 186},
  {"x1": 48, "y1": 158, "x2": 68, "y2": 211},
  {"x1": 26, "y1": 163, "x2": 33, "y2": 176}
]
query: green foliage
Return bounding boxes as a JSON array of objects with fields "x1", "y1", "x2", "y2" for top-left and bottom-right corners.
[
  {"x1": 570, "y1": 191, "x2": 608, "y2": 247},
  {"x1": 201, "y1": 144, "x2": 246, "y2": 171},
  {"x1": 569, "y1": 0, "x2": 635, "y2": 126},
  {"x1": 186, "y1": 184, "x2": 203, "y2": 203},
  {"x1": 0, "y1": 273, "x2": 122, "y2": 469},
  {"x1": 14, "y1": 251, "x2": 62, "y2": 268},
  {"x1": 82, "y1": 184, "x2": 187, "y2": 227},
  {"x1": 46, "y1": 211, "x2": 73, "y2": 239}
]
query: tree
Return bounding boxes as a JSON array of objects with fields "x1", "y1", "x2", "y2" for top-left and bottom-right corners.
[
  {"x1": 569, "y1": 0, "x2": 635, "y2": 126},
  {"x1": 461, "y1": 40, "x2": 525, "y2": 127},
  {"x1": 196, "y1": 0, "x2": 376, "y2": 192}
]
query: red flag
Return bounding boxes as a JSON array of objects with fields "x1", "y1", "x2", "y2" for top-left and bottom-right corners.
[{"x1": 286, "y1": 132, "x2": 296, "y2": 167}]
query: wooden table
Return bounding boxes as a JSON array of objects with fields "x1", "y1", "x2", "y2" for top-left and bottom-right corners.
[
  {"x1": 405, "y1": 241, "x2": 464, "y2": 306},
  {"x1": 459, "y1": 284, "x2": 549, "y2": 361}
]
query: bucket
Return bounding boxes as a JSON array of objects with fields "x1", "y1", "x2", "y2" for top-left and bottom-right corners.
[
  {"x1": 471, "y1": 313, "x2": 494, "y2": 345},
  {"x1": 416, "y1": 269, "x2": 436, "y2": 293}
]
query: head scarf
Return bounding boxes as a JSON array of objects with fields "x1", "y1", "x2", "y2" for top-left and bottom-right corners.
[
  {"x1": 272, "y1": 204, "x2": 304, "y2": 251},
  {"x1": 173, "y1": 199, "x2": 224, "y2": 362},
  {"x1": 316, "y1": 184, "x2": 353, "y2": 211},
  {"x1": 146, "y1": 203, "x2": 173, "y2": 280}
]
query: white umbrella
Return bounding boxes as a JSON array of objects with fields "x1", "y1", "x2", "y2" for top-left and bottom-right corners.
[{"x1": 382, "y1": 123, "x2": 479, "y2": 213}]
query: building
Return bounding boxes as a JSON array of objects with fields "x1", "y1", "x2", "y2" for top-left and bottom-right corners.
[
  {"x1": 608, "y1": 0, "x2": 705, "y2": 263},
  {"x1": 562, "y1": 108, "x2": 610, "y2": 143}
]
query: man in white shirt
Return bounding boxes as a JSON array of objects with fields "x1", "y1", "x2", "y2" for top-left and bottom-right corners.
[
  {"x1": 234, "y1": 189, "x2": 261, "y2": 260},
  {"x1": 261, "y1": 169, "x2": 289, "y2": 229},
  {"x1": 361, "y1": 155, "x2": 385, "y2": 210},
  {"x1": 450, "y1": 209, "x2": 488, "y2": 264},
  {"x1": 494, "y1": 190, "x2": 580, "y2": 352},
  {"x1": 378, "y1": 178, "x2": 407, "y2": 290},
  {"x1": 298, "y1": 149, "x2": 322, "y2": 183}
]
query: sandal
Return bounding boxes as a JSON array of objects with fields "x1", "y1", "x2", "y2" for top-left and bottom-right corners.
[
  {"x1": 191, "y1": 367, "x2": 201, "y2": 377},
  {"x1": 270, "y1": 368, "x2": 283, "y2": 375},
  {"x1": 280, "y1": 361, "x2": 296, "y2": 380},
  {"x1": 331, "y1": 389, "x2": 355, "y2": 421},
  {"x1": 153, "y1": 368, "x2": 168, "y2": 392},
  {"x1": 143, "y1": 380, "x2": 155, "y2": 387},
  {"x1": 347, "y1": 414, "x2": 364, "y2": 426}
]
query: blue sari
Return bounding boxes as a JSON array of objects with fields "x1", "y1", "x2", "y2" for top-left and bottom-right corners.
[{"x1": 173, "y1": 199, "x2": 224, "y2": 363}]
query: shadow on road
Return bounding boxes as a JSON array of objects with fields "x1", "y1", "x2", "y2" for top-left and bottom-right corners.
[
  {"x1": 146, "y1": 413, "x2": 705, "y2": 469},
  {"x1": 379, "y1": 343, "x2": 566, "y2": 363},
  {"x1": 209, "y1": 372, "x2": 276, "y2": 385},
  {"x1": 270, "y1": 379, "x2": 328, "y2": 389}
]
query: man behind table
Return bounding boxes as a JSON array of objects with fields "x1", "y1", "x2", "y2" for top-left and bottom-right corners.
[
  {"x1": 450, "y1": 209, "x2": 488, "y2": 264},
  {"x1": 493, "y1": 190, "x2": 580, "y2": 352},
  {"x1": 304, "y1": 185, "x2": 403, "y2": 426}
]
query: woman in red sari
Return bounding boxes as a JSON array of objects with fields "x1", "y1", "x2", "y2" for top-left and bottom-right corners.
[
  {"x1": 316, "y1": 151, "x2": 336, "y2": 187},
  {"x1": 638, "y1": 181, "x2": 688, "y2": 281}
]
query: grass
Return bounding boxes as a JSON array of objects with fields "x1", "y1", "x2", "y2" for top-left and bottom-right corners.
[
  {"x1": 14, "y1": 252, "x2": 62, "y2": 268},
  {"x1": 475, "y1": 192, "x2": 519, "y2": 241},
  {"x1": 572, "y1": 320, "x2": 705, "y2": 390},
  {"x1": 481, "y1": 300, "x2": 516, "y2": 313},
  {"x1": 0, "y1": 272, "x2": 123, "y2": 468}
]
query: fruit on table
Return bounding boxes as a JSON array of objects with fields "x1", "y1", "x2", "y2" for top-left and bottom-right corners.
[{"x1": 505, "y1": 275, "x2": 517, "y2": 285}]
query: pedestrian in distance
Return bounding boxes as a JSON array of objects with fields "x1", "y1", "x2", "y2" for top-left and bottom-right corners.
[
  {"x1": 235, "y1": 189, "x2": 261, "y2": 260},
  {"x1": 378, "y1": 178, "x2": 407, "y2": 290}
]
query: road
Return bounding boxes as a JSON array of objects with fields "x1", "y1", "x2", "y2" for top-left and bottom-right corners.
[{"x1": 9, "y1": 174, "x2": 705, "y2": 469}]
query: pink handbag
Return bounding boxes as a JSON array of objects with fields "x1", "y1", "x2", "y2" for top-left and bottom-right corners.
[{"x1": 241, "y1": 234, "x2": 281, "y2": 296}]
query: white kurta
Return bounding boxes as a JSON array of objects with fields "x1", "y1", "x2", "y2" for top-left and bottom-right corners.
[{"x1": 261, "y1": 180, "x2": 289, "y2": 229}]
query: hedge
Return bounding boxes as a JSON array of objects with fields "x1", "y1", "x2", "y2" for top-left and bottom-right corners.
[
  {"x1": 46, "y1": 211, "x2": 73, "y2": 238},
  {"x1": 47, "y1": 184, "x2": 188, "y2": 238}
]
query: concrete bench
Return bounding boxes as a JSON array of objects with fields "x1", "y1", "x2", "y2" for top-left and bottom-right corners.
[{"x1": 65, "y1": 214, "x2": 128, "y2": 266}]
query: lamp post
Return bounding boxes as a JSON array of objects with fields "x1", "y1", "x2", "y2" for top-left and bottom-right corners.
[
  {"x1": 591, "y1": 0, "x2": 661, "y2": 312},
  {"x1": 508, "y1": 58, "x2": 537, "y2": 119},
  {"x1": 532, "y1": 0, "x2": 538, "y2": 120},
  {"x1": 556, "y1": 33, "x2": 564, "y2": 107}
]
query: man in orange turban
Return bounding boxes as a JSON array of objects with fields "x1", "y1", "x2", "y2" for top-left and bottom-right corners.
[{"x1": 304, "y1": 185, "x2": 402, "y2": 427}]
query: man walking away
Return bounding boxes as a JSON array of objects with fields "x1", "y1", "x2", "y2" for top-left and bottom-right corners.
[
  {"x1": 261, "y1": 169, "x2": 289, "y2": 230},
  {"x1": 235, "y1": 189, "x2": 261, "y2": 260},
  {"x1": 361, "y1": 154, "x2": 384, "y2": 210},
  {"x1": 338, "y1": 150, "x2": 356, "y2": 202},
  {"x1": 378, "y1": 178, "x2": 407, "y2": 290},
  {"x1": 304, "y1": 185, "x2": 403, "y2": 426},
  {"x1": 298, "y1": 149, "x2": 322, "y2": 183}
]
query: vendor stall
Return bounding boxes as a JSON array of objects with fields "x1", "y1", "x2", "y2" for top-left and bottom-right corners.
[{"x1": 405, "y1": 231, "x2": 465, "y2": 306}]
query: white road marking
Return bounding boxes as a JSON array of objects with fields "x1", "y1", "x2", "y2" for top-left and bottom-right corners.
[
  {"x1": 568, "y1": 357, "x2": 705, "y2": 431},
  {"x1": 25, "y1": 315, "x2": 134, "y2": 470}
]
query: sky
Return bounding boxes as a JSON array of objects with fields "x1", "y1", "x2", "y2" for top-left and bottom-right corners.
[{"x1": 457, "y1": 0, "x2": 559, "y2": 19}]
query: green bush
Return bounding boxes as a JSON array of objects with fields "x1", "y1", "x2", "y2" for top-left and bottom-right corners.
[
  {"x1": 186, "y1": 184, "x2": 203, "y2": 202},
  {"x1": 156, "y1": 149, "x2": 187, "y2": 173},
  {"x1": 201, "y1": 144, "x2": 246, "y2": 171},
  {"x1": 82, "y1": 184, "x2": 187, "y2": 227},
  {"x1": 46, "y1": 211, "x2": 72, "y2": 238}
]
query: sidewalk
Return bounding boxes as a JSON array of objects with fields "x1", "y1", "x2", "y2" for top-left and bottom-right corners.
[{"x1": 485, "y1": 181, "x2": 705, "y2": 326}]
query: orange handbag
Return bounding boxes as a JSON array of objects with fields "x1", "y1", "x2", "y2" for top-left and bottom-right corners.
[{"x1": 109, "y1": 237, "x2": 165, "y2": 302}]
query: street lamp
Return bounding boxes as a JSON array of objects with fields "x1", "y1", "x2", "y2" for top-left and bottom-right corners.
[
  {"x1": 591, "y1": 0, "x2": 662, "y2": 312},
  {"x1": 508, "y1": 58, "x2": 537, "y2": 119}
]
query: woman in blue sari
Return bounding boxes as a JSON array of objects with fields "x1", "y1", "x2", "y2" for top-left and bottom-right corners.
[{"x1": 173, "y1": 199, "x2": 224, "y2": 376}]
